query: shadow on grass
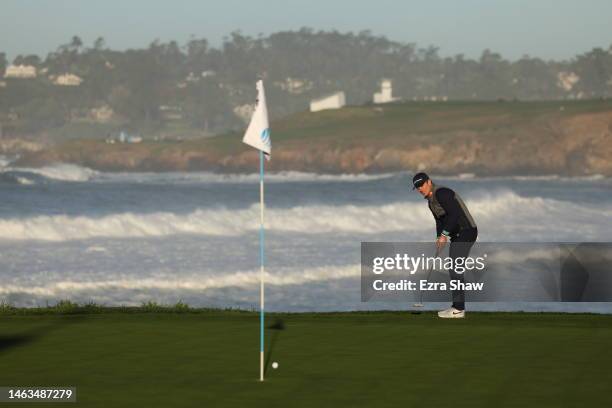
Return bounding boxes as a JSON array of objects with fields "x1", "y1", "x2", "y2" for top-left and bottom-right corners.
[
  {"x1": 0, "y1": 316, "x2": 86, "y2": 355},
  {"x1": 264, "y1": 319, "x2": 285, "y2": 375}
]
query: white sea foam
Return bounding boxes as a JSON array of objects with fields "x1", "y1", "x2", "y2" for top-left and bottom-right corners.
[
  {"x1": 96, "y1": 171, "x2": 611, "y2": 184},
  {"x1": 1, "y1": 163, "x2": 98, "y2": 182},
  {"x1": 95, "y1": 171, "x2": 397, "y2": 184},
  {"x1": 441, "y1": 174, "x2": 610, "y2": 183},
  {"x1": 0, "y1": 264, "x2": 360, "y2": 297},
  {"x1": 1, "y1": 164, "x2": 607, "y2": 185},
  {"x1": 0, "y1": 155, "x2": 15, "y2": 168},
  {"x1": 15, "y1": 176, "x2": 35, "y2": 185},
  {"x1": 0, "y1": 191, "x2": 609, "y2": 241}
]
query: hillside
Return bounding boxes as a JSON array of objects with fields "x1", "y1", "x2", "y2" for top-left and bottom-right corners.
[{"x1": 16, "y1": 100, "x2": 612, "y2": 176}]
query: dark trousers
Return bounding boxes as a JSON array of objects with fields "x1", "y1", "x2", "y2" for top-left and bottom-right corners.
[{"x1": 449, "y1": 228, "x2": 478, "y2": 311}]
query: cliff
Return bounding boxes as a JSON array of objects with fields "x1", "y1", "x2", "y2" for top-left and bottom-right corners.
[{"x1": 16, "y1": 100, "x2": 612, "y2": 176}]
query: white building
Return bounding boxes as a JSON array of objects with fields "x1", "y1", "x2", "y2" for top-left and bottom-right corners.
[
  {"x1": 53, "y1": 74, "x2": 83, "y2": 86},
  {"x1": 274, "y1": 77, "x2": 313, "y2": 95},
  {"x1": 90, "y1": 105, "x2": 114, "y2": 123},
  {"x1": 557, "y1": 72, "x2": 580, "y2": 92},
  {"x1": 373, "y1": 79, "x2": 400, "y2": 104},
  {"x1": 4, "y1": 64, "x2": 37, "y2": 79},
  {"x1": 233, "y1": 104, "x2": 255, "y2": 124},
  {"x1": 185, "y1": 72, "x2": 200, "y2": 82},
  {"x1": 117, "y1": 131, "x2": 142, "y2": 143},
  {"x1": 159, "y1": 105, "x2": 184, "y2": 121},
  {"x1": 310, "y1": 92, "x2": 346, "y2": 112}
]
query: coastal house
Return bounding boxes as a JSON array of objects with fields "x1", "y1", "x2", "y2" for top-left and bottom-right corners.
[
  {"x1": 274, "y1": 77, "x2": 313, "y2": 95},
  {"x1": 373, "y1": 79, "x2": 400, "y2": 104},
  {"x1": 412, "y1": 96, "x2": 448, "y2": 102},
  {"x1": 185, "y1": 71, "x2": 217, "y2": 82},
  {"x1": 159, "y1": 105, "x2": 184, "y2": 121},
  {"x1": 117, "y1": 131, "x2": 142, "y2": 144},
  {"x1": 310, "y1": 92, "x2": 346, "y2": 112},
  {"x1": 53, "y1": 74, "x2": 83, "y2": 86},
  {"x1": 557, "y1": 72, "x2": 580, "y2": 92},
  {"x1": 4, "y1": 64, "x2": 37, "y2": 78},
  {"x1": 233, "y1": 103, "x2": 255, "y2": 124},
  {"x1": 89, "y1": 105, "x2": 114, "y2": 123},
  {"x1": 186, "y1": 72, "x2": 200, "y2": 82}
]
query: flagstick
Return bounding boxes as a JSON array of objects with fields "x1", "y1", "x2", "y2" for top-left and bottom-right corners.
[
  {"x1": 241, "y1": 80, "x2": 269, "y2": 382},
  {"x1": 259, "y1": 150, "x2": 265, "y2": 382}
]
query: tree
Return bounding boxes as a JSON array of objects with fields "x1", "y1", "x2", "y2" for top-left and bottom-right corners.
[
  {"x1": 15, "y1": 97, "x2": 66, "y2": 133},
  {"x1": 111, "y1": 49, "x2": 167, "y2": 124},
  {"x1": 13, "y1": 54, "x2": 41, "y2": 66},
  {"x1": 45, "y1": 35, "x2": 84, "y2": 74},
  {"x1": 573, "y1": 47, "x2": 612, "y2": 97},
  {"x1": 476, "y1": 49, "x2": 513, "y2": 99},
  {"x1": 1, "y1": 29, "x2": 611, "y2": 139},
  {"x1": 186, "y1": 37, "x2": 209, "y2": 73},
  {"x1": 511, "y1": 56, "x2": 558, "y2": 100},
  {"x1": 70, "y1": 36, "x2": 83, "y2": 53},
  {"x1": 0, "y1": 52, "x2": 6, "y2": 74},
  {"x1": 93, "y1": 37, "x2": 106, "y2": 51},
  {"x1": 182, "y1": 79, "x2": 241, "y2": 132}
]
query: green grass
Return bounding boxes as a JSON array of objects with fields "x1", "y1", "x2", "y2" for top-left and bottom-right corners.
[
  {"x1": 35, "y1": 98, "x2": 612, "y2": 153},
  {"x1": 157, "y1": 98, "x2": 612, "y2": 154},
  {"x1": 45, "y1": 122, "x2": 119, "y2": 141},
  {"x1": 0, "y1": 310, "x2": 610, "y2": 407}
]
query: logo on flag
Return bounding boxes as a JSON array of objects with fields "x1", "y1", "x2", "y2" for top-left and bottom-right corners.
[
  {"x1": 243, "y1": 80, "x2": 271, "y2": 157},
  {"x1": 260, "y1": 128, "x2": 271, "y2": 149}
]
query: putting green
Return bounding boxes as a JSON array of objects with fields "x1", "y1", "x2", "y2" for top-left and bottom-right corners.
[{"x1": 0, "y1": 311, "x2": 610, "y2": 407}]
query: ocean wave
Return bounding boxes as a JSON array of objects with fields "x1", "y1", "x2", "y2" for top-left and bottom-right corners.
[
  {"x1": 0, "y1": 191, "x2": 609, "y2": 241},
  {"x1": 83, "y1": 171, "x2": 612, "y2": 184},
  {"x1": 0, "y1": 172, "x2": 39, "y2": 185},
  {"x1": 95, "y1": 171, "x2": 398, "y2": 184},
  {"x1": 0, "y1": 264, "x2": 360, "y2": 297},
  {"x1": 440, "y1": 174, "x2": 610, "y2": 183},
  {"x1": 0, "y1": 163, "x2": 98, "y2": 183},
  {"x1": 0, "y1": 155, "x2": 16, "y2": 168},
  {"x1": 15, "y1": 176, "x2": 36, "y2": 185},
  {"x1": 0, "y1": 203, "x2": 426, "y2": 241},
  {"x1": 1, "y1": 164, "x2": 607, "y2": 185}
]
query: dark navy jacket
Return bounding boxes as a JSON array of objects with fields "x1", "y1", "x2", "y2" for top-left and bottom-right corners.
[{"x1": 426, "y1": 184, "x2": 477, "y2": 238}]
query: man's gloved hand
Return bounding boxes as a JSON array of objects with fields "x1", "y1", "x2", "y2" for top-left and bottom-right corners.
[{"x1": 436, "y1": 234, "x2": 448, "y2": 251}]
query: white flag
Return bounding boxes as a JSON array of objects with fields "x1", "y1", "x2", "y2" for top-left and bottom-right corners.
[{"x1": 242, "y1": 80, "x2": 271, "y2": 158}]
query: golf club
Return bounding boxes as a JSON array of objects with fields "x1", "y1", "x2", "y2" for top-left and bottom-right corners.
[{"x1": 412, "y1": 247, "x2": 443, "y2": 312}]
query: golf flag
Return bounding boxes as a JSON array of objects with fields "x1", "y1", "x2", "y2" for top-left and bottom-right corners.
[
  {"x1": 242, "y1": 80, "x2": 271, "y2": 158},
  {"x1": 242, "y1": 80, "x2": 270, "y2": 382}
]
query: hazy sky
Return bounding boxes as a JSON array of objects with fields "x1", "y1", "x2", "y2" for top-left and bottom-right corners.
[{"x1": 1, "y1": 0, "x2": 611, "y2": 61}]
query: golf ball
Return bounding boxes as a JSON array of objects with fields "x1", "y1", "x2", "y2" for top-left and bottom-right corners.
[{"x1": 272, "y1": 362, "x2": 279, "y2": 369}]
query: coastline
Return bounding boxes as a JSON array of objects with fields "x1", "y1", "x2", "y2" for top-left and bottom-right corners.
[{"x1": 10, "y1": 100, "x2": 612, "y2": 177}]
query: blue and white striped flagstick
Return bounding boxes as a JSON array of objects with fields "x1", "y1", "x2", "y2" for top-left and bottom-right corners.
[
  {"x1": 240, "y1": 79, "x2": 270, "y2": 381},
  {"x1": 259, "y1": 149, "x2": 265, "y2": 382}
]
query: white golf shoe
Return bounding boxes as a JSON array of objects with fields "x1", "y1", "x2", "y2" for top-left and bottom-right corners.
[{"x1": 438, "y1": 307, "x2": 465, "y2": 318}]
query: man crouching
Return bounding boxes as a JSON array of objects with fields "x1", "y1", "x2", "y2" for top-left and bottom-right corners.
[{"x1": 412, "y1": 172, "x2": 478, "y2": 318}]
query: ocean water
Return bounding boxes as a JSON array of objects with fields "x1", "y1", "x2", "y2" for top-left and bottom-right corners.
[{"x1": 0, "y1": 162, "x2": 611, "y2": 312}]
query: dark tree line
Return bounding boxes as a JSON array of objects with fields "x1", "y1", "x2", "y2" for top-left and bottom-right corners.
[{"x1": 1, "y1": 29, "x2": 611, "y2": 136}]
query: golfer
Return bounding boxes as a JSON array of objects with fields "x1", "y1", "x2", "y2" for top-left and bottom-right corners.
[{"x1": 412, "y1": 172, "x2": 478, "y2": 318}]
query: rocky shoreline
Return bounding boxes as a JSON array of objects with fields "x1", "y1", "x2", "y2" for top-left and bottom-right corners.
[{"x1": 13, "y1": 105, "x2": 612, "y2": 177}]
